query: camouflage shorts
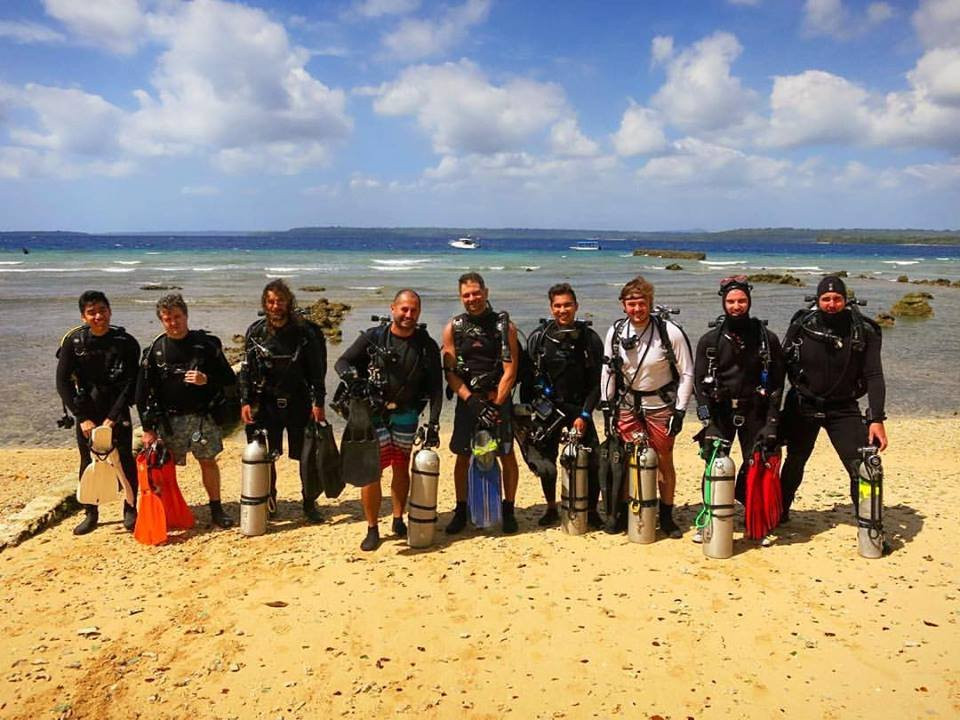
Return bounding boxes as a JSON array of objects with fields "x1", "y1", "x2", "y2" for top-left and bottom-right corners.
[{"x1": 159, "y1": 413, "x2": 223, "y2": 466}]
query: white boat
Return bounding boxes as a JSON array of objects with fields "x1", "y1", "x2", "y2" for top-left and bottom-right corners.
[
  {"x1": 570, "y1": 239, "x2": 601, "y2": 251},
  {"x1": 449, "y1": 236, "x2": 480, "y2": 250}
]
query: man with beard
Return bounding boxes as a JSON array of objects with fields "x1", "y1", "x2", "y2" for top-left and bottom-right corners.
[
  {"x1": 779, "y1": 275, "x2": 888, "y2": 524},
  {"x1": 692, "y1": 276, "x2": 785, "y2": 540},
  {"x1": 239, "y1": 279, "x2": 327, "y2": 522}
]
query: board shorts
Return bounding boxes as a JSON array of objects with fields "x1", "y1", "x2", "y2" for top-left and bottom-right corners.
[
  {"x1": 374, "y1": 407, "x2": 419, "y2": 470},
  {"x1": 160, "y1": 413, "x2": 223, "y2": 466},
  {"x1": 616, "y1": 405, "x2": 674, "y2": 458}
]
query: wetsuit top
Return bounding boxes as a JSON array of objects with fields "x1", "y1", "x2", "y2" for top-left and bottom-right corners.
[
  {"x1": 335, "y1": 324, "x2": 443, "y2": 424},
  {"x1": 451, "y1": 309, "x2": 504, "y2": 393},
  {"x1": 523, "y1": 321, "x2": 603, "y2": 416},
  {"x1": 693, "y1": 316, "x2": 785, "y2": 419},
  {"x1": 136, "y1": 330, "x2": 237, "y2": 428},
  {"x1": 600, "y1": 318, "x2": 694, "y2": 411},
  {"x1": 783, "y1": 308, "x2": 886, "y2": 420},
  {"x1": 238, "y1": 318, "x2": 326, "y2": 407},
  {"x1": 56, "y1": 325, "x2": 140, "y2": 423}
]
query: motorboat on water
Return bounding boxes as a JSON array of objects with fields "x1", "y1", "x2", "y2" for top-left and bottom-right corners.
[
  {"x1": 570, "y1": 239, "x2": 601, "y2": 251},
  {"x1": 449, "y1": 236, "x2": 480, "y2": 250}
]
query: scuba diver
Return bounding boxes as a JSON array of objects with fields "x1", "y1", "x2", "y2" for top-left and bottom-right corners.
[
  {"x1": 600, "y1": 275, "x2": 694, "y2": 538},
  {"x1": 693, "y1": 276, "x2": 785, "y2": 540},
  {"x1": 779, "y1": 275, "x2": 888, "y2": 526},
  {"x1": 56, "y1": 291, "x2": 141, "y2": 535},
  {"x1": 442, "y1": 272, "x2": 521, "y2": 535},
  {"x1": 238, "y1": 279, "x2": 327, "y2": 523},
  {"x1": 334, "y1": 289, "x2": 443, "y2": 551},
  {"x1": 518, "y1": 283, "x2": 604, "y2": 528},
  {"x1": 136, "y1": 293, "x2": 238, "y2": 529}
]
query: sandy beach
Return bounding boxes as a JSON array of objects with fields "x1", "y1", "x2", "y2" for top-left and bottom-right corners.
[{"x1": 0, "y1": 418, "x2": 957, "y2": 719}]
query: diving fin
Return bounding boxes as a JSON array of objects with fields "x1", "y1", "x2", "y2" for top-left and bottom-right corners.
[
  {"x1": 467, "y1": 429, "x2": 501, "y2": 528},
  {"x1": 340, "y1": 398, "x2": 380, "y2": 487},
  {"x1": 597, "y1": 434, "x2": 625, "y2": 531},
  {"x1": 744, "y1": 448, "x2": 782, "y2": 540},
  {"x1": 301, "y1": 421, "x2": 344, "y2": 500},
  {"x1": 133, "y1": 451, "x2": 167, "y2": 546},
  {"x1": 155, "y1": 448, "x2": 194, "y2": 530},
  {"x1": 77, "y1": 425, "x2": 125, "y2": 506}
]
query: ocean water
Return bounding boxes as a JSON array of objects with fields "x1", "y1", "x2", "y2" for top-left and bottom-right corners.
[{"x1": 2, "y1": 233, "x2": 958, "y2": 447}]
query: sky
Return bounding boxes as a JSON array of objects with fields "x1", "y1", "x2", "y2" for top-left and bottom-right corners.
[{"x1": 0, "y1": 0, "x2": 958, "y2": 232}]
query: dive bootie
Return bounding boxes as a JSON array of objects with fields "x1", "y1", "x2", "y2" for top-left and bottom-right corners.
[
  {"x1": 122, "y1": 501, "x2": 138, "y2": 532},
  {"x1": 210, "y1": 501, "x2": 234, "y2": 529},
  {"x1": 392, "y1": 516, "x2": 407, "y2": 538},
  {"x1": 501, "y1": 500, "x2": 519, "y2": 534},
  {"x1": 361, "y1": 525, "x2": 380, "y2": 552},
  {"x1": 445, "y1": 502, "x2": 468, "y2": 535},
  {"x1": 303, "y1": 500, "x2": 324, "y2": 524},
  {"x1": 73, "y1": 506, "x2": 99, "y2": 536},
  {"x1": 659, "y1": 503, "x2": 683, "y2": 540}
]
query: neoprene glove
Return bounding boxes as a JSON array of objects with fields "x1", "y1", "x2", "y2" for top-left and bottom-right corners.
[
  {"x1": 701, "y1": 422, "x2": 723, "y2": 452},
  {"x1": 338, "y1": 366, "x2": 359, "y2": 383},
  {"x1": 667, "y1": 408, "x2": 685, "y2": 437},
  {"x1": 424, "y1": 422, "x2": 440, "y2": 449},
  {"x1": 757, "y1": 421, "x2": 779, "y2": 450},
  {"x1": 467, "y1": 394, "x2": 500, "y2": 427}
]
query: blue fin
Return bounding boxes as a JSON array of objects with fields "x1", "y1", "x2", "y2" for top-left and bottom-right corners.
[{"x1": 468, "y1": 454, "x2": 501, "y2": 528}]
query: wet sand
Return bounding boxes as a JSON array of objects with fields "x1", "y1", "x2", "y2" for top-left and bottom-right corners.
[{"x1": 0, "y1": 418, "x2": 957, "y2": 719}]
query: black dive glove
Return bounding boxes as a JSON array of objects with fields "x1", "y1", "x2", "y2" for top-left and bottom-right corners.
[
  {"x1": 467, "y1": 394, "x2": 500, "y2": 428},
  {"x1": 423, "y1": 422, "x2": 440, "y2": 449},
  {"x1": 700, "y1": 422, "x2": 723, "y2": 452},
  {"x1": 667, "y1": 408, "x2": 685, "y2": 437},
  {"x1": 338, "y1": 366, "x2": 359, "y2": 383},
  {"x1": 757, "y1": 421, "x2": 779, "y2": 451}
]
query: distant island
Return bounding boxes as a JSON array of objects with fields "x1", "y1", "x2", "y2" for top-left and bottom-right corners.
[{"x1": 2, "y1": 226, "x2": 958, "y2": 246}]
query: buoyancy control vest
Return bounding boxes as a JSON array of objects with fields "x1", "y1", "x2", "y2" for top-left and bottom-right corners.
[{"x1": 451, "y1": 308, "x2": 511, "y2": 393}]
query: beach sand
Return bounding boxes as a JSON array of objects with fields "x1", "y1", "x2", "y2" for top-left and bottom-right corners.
[{"x1": 0, "y1": 418, "x2": 957, "y2": 719}]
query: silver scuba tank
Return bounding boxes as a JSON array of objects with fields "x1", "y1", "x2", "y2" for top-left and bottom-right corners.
[
  {"x1": 627, "y1": 439, "x2": 659, "y2": 544},
  {"x1": 856, "y1": 446, "x2": 884, "y2": 559},
  {"x1": 240, "y1": 430, "x2": 273, "y2": 537},
  {"x1": 559, "y1": 429, "x2": 589, "y2": 536},
  {"x1": 408, "y1": 447, "x2": 440, "y2": 548},
  {"x1": 702, "y1": 440, "x2": 736, "y2": 559}
]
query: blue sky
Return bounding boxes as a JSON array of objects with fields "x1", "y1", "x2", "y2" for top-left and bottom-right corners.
[{"x1": 0, "y1": 0, "x2": 958, "y2": 232}]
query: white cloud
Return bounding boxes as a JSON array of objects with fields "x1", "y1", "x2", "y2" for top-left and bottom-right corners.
[
  {"x1": 637, "y1": 138, "x2": 789, "y2": 187},
  {"x1": 0, "y1": 20, "x2": 66, "y2": 44},
  {"x1": 353, "y1": 0, "x2": 421, "y2": 18},
  {"x1": 913, "y1": 0, "x2": 960, "y2": 50},
  {"x1": 909, "y1": 47, "x2": 960, "y2": 106},
  {"x1": 650, "y1": 35, "x2": 673, "y2": 65},
  {"x1": 350, "y1": 175, "x2": 383, "y2": 189},
  {"x1": 763, "y1": 70, "x2": 872, "y2": 147},
  {"x1": 42, "y1": 0, "x2": 145, "y2": 54},
  {"x1": 422, "y1": 151, "x2": 617, "y2": 190},
  {"x1": 5, "y1": 83, "x2": 126, "y2": 156},
  {"x1": 549, "y1": 118, "x2": 599, "y2": 157},
  {"x1": 125, "y1": 0, "x2": 351, "y2": 172},
  {"x1": 803, "y1": 0, "x2": 895, "y2": 39},
  {"x1": 650, "y1": 32, "x2": 758, "y2": 132},
  {"x1": 381, "y1": 0, "x2": 490, "y2": 61},
  {"x1": 611, "y1": 103, "x2": 667, "y2": 157},
  {"x1": 902, "y1": 157, "x2": 960, "y2": 186},
  {"x1": 370, "y1": 59, "x2": 567, "y2": 155},
  {"x1": 181, "y1": 185, "x2": 220, "y2": 196}
]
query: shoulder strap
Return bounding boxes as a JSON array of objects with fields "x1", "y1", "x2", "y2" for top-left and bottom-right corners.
[
  {"x1": 57, "y1": 325, "x2": 87, "y2": 358},
  {"x1": 654, "y1": 316, "x2": 681, "y2": 382}
]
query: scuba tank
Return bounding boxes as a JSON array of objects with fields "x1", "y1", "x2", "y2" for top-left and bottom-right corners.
[
  {"x1": 856, "y1": 446, "x2": 884, "y2": 559},
  {"x1": 626, "y1": 437, "x2": 658, "y2": 544},
  {"x1": 559, "y1": 428, "x2": 590, "y2": 536},
  {"x1": 408, "y1": 443, "x2": 440, "y2": 548},
  {"x1": 699, "y1": 439, "x2": 736, "y2": 559},
  {"x1": 240, "y1": 429, "x2": 273, "y2": 537}
]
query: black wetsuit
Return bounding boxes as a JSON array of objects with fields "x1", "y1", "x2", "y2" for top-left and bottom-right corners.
[
  {"x1": 779, "y1": 307, "x2": 885, "y2": 512},
  {"x1": 693, "y1": 316, "x2": 784, "y2": 501},
  {"x1": 136, "y1": 330, "x2": 237, "y2": 431},
  {"x1": 520, "y1": 321, "x2": 603, "y2": 511},
  {"x1": 335, "y1": 323, "x2": 443, "y2": 424},
  {"x1": 56, "y1": 325, "x2": 141, "y2": 501},
  {"x1": 449, "y1": 309, "x2": 513, "y2": 455},
  {"x1": 238, "y1": 318, "x2": 327, "y2": 459}
]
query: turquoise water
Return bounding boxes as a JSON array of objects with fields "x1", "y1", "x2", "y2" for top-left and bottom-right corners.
[{"x1": 2, "y1": 235, "x2": 958, "y2": 446}]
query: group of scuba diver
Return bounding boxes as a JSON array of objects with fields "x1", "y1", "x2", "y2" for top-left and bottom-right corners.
[{"x1": 56, "y1": 269, "x2": 889, "y2": 556}]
